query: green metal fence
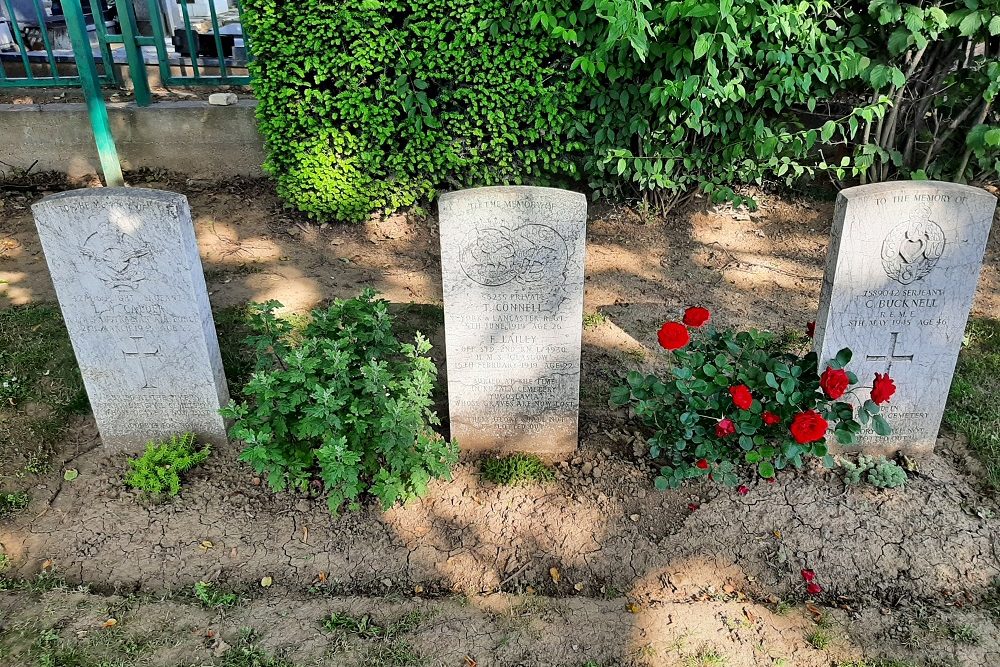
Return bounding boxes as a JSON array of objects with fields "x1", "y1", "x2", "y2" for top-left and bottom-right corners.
[{"x1": 0, "y1": 0, "x2": 251, "y2": 99}]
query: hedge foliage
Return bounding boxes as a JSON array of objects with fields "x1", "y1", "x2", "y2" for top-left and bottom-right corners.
[
  {"x1": 242, "y1": 0, "x2": 587, "y2": 222},
  {"x1": 244, "y1": 0, "x2": 999, "y2": 221}
]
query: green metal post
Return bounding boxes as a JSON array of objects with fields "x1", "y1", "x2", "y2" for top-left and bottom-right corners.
[
  {"x1": 114, "y1": 0, "x2": 152, "y2": 106},
  {"x1": 62, "y1": 0, "x2": 124, "y2": 186}
]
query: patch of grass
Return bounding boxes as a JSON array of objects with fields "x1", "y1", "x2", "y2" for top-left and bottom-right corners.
[
  {"x1": 683, "y1": 646, "x2": 727, "y2": 667},
  {"x1": 806, "y1": 628, "x2": 832, "y2": 650},
  {"x1": 947, "y1": 317, "x2": 1000, "y2": 488},
  {"x1": 221, "y1": 644, "x2": 297, "y2": 667},
  {"x1": 0, "y1": 571, "x2": 72, "y2": 593},
  {"x1": 583, "y1": 311, "x2": 608, "y2": 329},
  {"x1": 193, "y1": 581, "x2": 239, "y2": 608},
  {"x1": 322, "y1": 611, "x2": 425, "y2": 666},
  {"x1": 948, "y1": 623, "x2": 980, "y2": 645},
  {"x1": 322, "y1": 611, "x2": 423, "y2": 639},
  {"x1": 0, "y1": 305, "x2": 88, "y2": 475},
  {"x1": 0, "y1": 491, "x2": 29, "y2": 518},
  {"x1": 479, "y1": 453, "x2": 555, "y2": 486},
  {"x1": 773, "y1": 600, "x2": 793, "y2": 616},
  {"x1": 838, "y1": 661, "x2": 917, "y2": 667}
]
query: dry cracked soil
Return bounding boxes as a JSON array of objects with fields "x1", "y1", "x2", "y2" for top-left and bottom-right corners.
[{"x1": 0, "y1": 174, "x2": 999, "y2": 666}]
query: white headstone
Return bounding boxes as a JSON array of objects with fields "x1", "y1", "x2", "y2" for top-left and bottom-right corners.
[
  {"x1": 439, "y1": 186, "x2": 587, "y2": 456},
  {"x1": 32, "y1": 188, "x2": 229, "y2": 451},
  {"x1": 815, "y1": 181, "x2": 997, "y2": 454}
]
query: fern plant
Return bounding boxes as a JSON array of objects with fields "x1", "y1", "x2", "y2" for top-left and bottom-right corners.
[{"x1": 124, "y1": 433, "x2": 211, "y2": 500}]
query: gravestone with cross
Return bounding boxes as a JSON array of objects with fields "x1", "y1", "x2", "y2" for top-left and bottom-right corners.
[
  {"x1": 32, "y1": 188, "x2": 229, "y2": 451},
  {"x1": 439, "y1": 186, "x2": 587, "y2": 456},
  {"x1": 815, "y1": 181, "x2": 997, "y2": 454}
]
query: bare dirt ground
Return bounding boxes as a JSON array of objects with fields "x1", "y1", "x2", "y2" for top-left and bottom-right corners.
[{"x1": 1, "y1": 174, "x2": 999, "y2": 666}]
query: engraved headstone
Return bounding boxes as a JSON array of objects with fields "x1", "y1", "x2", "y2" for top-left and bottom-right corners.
[
  {"x1": 815, "y1": 181, "x2": 996, "y2": 454},
  {"x1": 32, "y1": 188, "x2": 229, "y2": 451},
  {"x1": 439, "y1": 186, "x2": 587, "y2": 456}
]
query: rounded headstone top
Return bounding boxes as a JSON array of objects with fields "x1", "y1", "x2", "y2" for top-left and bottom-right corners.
[
  {"x1": 32, "y1": 187, "x2": 189, "y2": 215},
  {"x1": 838, "y1": 180, "x2": 997, "y2": 204},
  {"x1": 439, "y1": 185, "x2": 586, "y2": 204}
]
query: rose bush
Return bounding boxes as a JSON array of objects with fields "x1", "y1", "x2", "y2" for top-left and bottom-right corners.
[{"x1": 611, "y1": 308, "x2": 896, "y2": 489}]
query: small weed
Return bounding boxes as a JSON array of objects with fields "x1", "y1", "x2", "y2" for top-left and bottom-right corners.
[
  {"x1": 0, "y1": 491, "x2": 29, "y2": 518},
  {"x1": 837, "y1": 661, "x2": 917, "y2": 667},
  {"x1": 193, "y1": 581, "x2": 239, "y2": 608},
  {"x1": 480, "y1": 453, "x2": 555, "y2": 485},
  {"x1": 0, "y1": 570, "x2": 70, "y2": 593},
  {"x1": 623, "y1": 349, "x2": 646, "y2": 364},
  {"x1": 807, "y1": 628, "x2": 832, "y2": 649},
  {"x1": 124, "y1": 432, "x2": 210, "y2": 500},
  {"x1": 985, "y1": 576, "x2": 1000, "y2": 617},
  {"x1": 583, "y1": 311, "x2": 608, "y2": 329},
  {"x1": 948, "y1": 623, "x2": 980, "y2": 645},
  {"x1": 221, "y1": 644, "x2": 297, "y2": 667},
  {"x1": 773, "y1": 600, "x2": 793, "y2": 615},
  {"x1": 322, "y1": 611, "x2": 422, "y2": 639},
  {"x1": 0, "y1": 554, "x2": 8, "y2": 571},
  {"x1": 947, "y1": 317, "x2": 1000, "y2": 488},
  {"x1": 683, "y1": 646, "x2": 726, "y2": 667}
]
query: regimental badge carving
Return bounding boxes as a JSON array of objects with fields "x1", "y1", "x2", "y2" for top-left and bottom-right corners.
[
  {"x1": 459, "y1": 223, "x2": 569, "y2": 287},
  {"x1": 880, "y1": 204, "x2": 946, "y2": 285},
  {"x1": 80, "y1": 219, "x2": 153, "y2": 291}
]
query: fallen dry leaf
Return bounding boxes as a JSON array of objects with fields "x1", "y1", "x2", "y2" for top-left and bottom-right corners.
[
  {"x1": 772, "y1": 530, "x2": 782, "y2": 539},
  {"x1": 549, "y1": 567, "x2": 560, "y2": 583},
  {"x1": 464, "y1": 657, "x2": 478, "y2": 667},
  {"x1": 744, "y1": 608, "x2": 758, "y2": 624},
  {"x1": 41, "y1": 559, "x2": 53, "y2": 571},
  {"x1": 626, "y1": 603, "x2": 641, "y2": 613},
  {"x1": 101, "y1": 618, "x2": 117, "y2": 629},
  {"x1": 805, "y1": 602, "x2": 824, "y2": 622},
  {"x1": 302, "y1": 526, "x2": 309, "y2": 544},
  {"x1": 574, "y1": 582, "x2": 585, "y2": 592},
  {"x1": 260, "y1": 576, "x2": 273, "y2": 588},
  {"x1": 317, "y1": 571, "x2": 327, "y2": 583},
  {"x1": 200, "y1": 541, "x2": 214, "y2": 550},
  {"x1": 414, "y1": 584, "x2": 424, "y2": 594}
]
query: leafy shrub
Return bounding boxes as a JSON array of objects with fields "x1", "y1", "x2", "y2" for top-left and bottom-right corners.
[
  {"x1": 841, "y1": 454, "x2": 907, "y2": 488},
  {"x1": 221, "y1": 290, "x2": 458, "y2": 512},
  {"x1": 242, "y1": 0, "x2": 587, "y2": 222},
  {"x1": 193, "y1": 581, "x2": 239, "y2": 608},
  {"x1": 611, "y1": 307, "x2": 896, "y2": 489},
  {"x1": 124, "y1": 433, "x2": 211, "y2": 500},
  {"x1": 530, "y1": 0, "x2": 881, "y2": 212},
  {"x1": 852, "y1": 0, "x2": 1000, "y2": 183},
  {"x1": 480, "y1": 453, "x2": 555, "y2": 485}
]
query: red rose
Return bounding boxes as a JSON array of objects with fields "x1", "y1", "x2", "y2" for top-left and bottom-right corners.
[
  {"x1": 790, "y1": 410, "x2": 828, "y2": 444},
  {"x1": 695, "y1": 458, "x2": 709, "y2": 470},
  {"x1": 762, "y1": 411, "x2": 781, "y2": 426},
  {"x1": 657, "y1": 322, "x2": 690, "y2": 350},
  {"x1": 729, "y1": 384, "x2": 753, "y2": 410},
  {"x1": 807, "y1": 321, "x2": 816, "y2": 338},
  {"x1": 819, "y1": 366, "x2": 850, "y2": 400},
  {"x1": 806, "y1": 582, "x2": 823, "y2": 595},
  {"x1": 737, "y1": 485, "x2": 749, "y2": 496},
  {"x1": 714, "y1": 419, "x2": 736, "y2": 438},
  {"x1": 683, "y1": 306, "x2": 711, "y2": 328},
  {"x1": 871, "y1": 372, "x2": 896, "y2": 405},
  {"x1": 801, "y1": 569, "x2": 815, "y2": 582}
]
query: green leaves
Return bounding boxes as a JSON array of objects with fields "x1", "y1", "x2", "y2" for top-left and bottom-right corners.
[{"x1": 224, "y1": 290, "x2": 457, "y2": 513}]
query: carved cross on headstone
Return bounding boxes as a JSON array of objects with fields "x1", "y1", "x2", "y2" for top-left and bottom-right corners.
[
  {"x1": 123, "y1": 335, "x2": 160, "y2": 389},
  {"x1": 865, "y1": 331, "x2": 914, "y2": 371}
]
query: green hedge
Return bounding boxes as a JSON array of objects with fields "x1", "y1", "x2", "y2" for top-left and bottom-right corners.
[{"x1": 243, "y1": 0, "x2": 588, "y2": 222}]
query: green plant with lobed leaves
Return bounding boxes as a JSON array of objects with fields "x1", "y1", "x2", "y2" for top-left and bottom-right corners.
[
  {"x1": 221, "y1": 290, "x2": 458, "y2": 512},
  {"x1": 124, "y1": 433, "x2": 211, "y2": 500},
  {"x1": 528, "y1": 0, "x2": 886, "y2": 213},
  {"x1": 241, "y1": 0, "x2": 587, "y2": 222},
  {"x1": 612, "y1": 308, "x2": 895, "y2": 489}
]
